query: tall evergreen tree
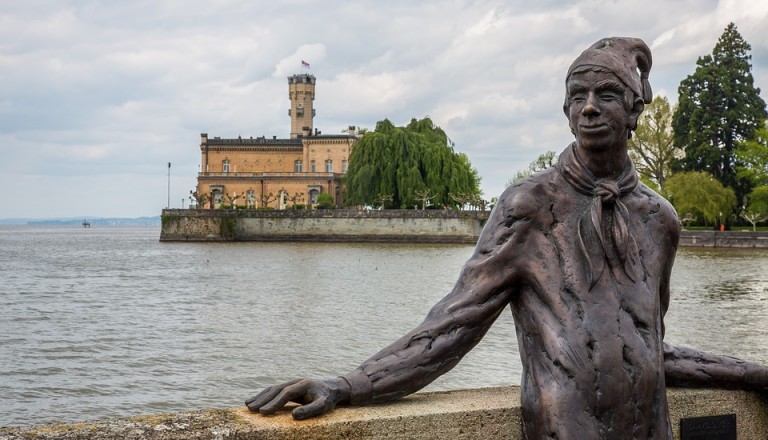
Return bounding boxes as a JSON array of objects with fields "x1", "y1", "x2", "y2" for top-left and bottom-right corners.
[
  {"x1": 344, "y1": 117, "x2": 481, "y2": 209},
  {"x1": 672, "y1": 23, "x2": 767, "y2": 207}
]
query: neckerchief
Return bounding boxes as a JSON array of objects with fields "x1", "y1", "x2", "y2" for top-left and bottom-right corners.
[{"x1": 557, "y1": 143, "x2": 640, "y2": 289}]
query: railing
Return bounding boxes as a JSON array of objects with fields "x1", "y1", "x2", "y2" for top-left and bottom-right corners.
[
  {"x1": 198, "y1": 172, "x2": 343, "y2": 178},
  {"x1": 162, "y1": 208, "x2": 491, "y2": 220},
  {"x1": 205, "y1": 138, "x2": 302, "y2": 146}
]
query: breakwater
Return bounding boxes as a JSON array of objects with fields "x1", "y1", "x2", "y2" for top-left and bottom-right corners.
[
  {"x1": 160, "y1": 209, "x2": 489, "y2": 243},
  {"x1": 160, "y1": 209, "x2": 768, "y2": 247},
  {"x1": 680, "y1": 230, "x2": 768, "y2": 248}
]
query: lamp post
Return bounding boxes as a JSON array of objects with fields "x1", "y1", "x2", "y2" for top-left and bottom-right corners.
[{"x1": 167, "y1": 162, "x2": 171, "y2": 208}]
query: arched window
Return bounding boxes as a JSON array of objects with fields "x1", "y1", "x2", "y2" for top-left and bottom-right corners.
[
  {"x1": 308, "y1": 188, "x2": 320, "y2": 206},
  {"x1": 325, "y1": 159, "x2": 333, "y2": 172},
  {"x1": 222, "y1": 160, "x2": 230, "y2": 173},
  {"x1": 295, "y1": 160, "x2": 303, "y2": 172},
  {"x1": 310, "y1": 160, "x2": 316, "y2": 172}
]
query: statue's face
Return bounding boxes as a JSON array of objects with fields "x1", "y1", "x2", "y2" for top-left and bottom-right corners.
[{"x1": 565, "y1": 70, "x2": 634, "y2": 152}]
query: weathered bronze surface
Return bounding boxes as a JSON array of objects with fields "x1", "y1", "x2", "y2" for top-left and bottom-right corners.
[{"x1": 246, "y1": 38, "x2": 768, "y2": 439}]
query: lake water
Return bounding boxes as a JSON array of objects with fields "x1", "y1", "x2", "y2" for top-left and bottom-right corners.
[{"x1": 1, "y1": 226, "x2": 767, "y2": 427}]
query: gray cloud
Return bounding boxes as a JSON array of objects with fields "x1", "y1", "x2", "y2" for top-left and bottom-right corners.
[{"x1": 1, "y1": 0, "x2": 767, "y2": 218}]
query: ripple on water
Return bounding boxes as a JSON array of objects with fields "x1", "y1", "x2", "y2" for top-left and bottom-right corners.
[{"x1": 1, "y1": 227, "x2": 767, "y2": 426}]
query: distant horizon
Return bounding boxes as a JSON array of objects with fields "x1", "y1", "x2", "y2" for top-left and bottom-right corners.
[{"x1": 0, "y1": 215, "x2": 161, "y2": 226}]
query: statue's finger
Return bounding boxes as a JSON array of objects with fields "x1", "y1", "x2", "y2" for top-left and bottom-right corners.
[
  {"x1": 245, "y1": 379, "x2": 302, "y2": 411},
  {"x1": 292, "y1": 395, "x2": 335, "y2": 420},
  {"x1": 258, "y1": 382, "x2": 306, "y2": 415}
]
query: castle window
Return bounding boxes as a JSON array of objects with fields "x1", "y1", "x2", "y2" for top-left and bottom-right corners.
[
  {"x1": 342, "y1": 160, "x2": 348, "y2": 173},
  {"x1": 295, "y1": 160, "x2": 303, "y2": 172},
  {"x1": 223, "y1": 160, "x2": 230, "y2": 173},
  {"x1": 325, "y1": 159, "x2": 333, "y2": 173},
  {"x1": 310, "y1": 160, "x2": 316, "y2": 172}
]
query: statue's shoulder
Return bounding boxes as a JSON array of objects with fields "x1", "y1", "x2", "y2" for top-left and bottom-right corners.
[
  {"x1": 493, "y1": 168, "x2": 561, "y2": 218},
  {"x1": 501, "y1": 167, "x2": 561, "y2": 199},
  {"x1": 634, "y1": 182, "x2": 681, "y2": 240},
  {"x1": 634, "y1": 183, "x2": 676, "y2": 216}
]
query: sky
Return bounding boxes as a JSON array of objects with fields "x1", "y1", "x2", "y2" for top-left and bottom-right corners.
[{"x1": 2, "y1": 0, "x2": 768, "y2": 219}]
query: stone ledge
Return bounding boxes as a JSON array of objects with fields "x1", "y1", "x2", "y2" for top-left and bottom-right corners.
[{"x1": 2, "y1": 386, "x2": 767, "y2": 439}]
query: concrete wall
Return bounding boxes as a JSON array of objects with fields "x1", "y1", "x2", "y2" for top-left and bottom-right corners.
[
  {"x1": 160, "y1": 209, "x2": 489, "y2": 244},
  {"x1": 3, "y1": 386, "x2": 767, "y2": 439},
  {"x1": 160, "y1": 211, "x2": 768, "y2": 247},
  {"x1": 680, "y1": 231, "x2": 768, "y2": 248}
]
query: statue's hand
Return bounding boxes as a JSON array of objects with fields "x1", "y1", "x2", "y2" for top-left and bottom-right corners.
[{"x1": 245, "y1": 377, "x2": 351, "y2": 420}]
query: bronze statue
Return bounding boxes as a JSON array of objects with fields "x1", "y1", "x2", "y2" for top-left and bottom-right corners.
[{"x1": 246, "y1": 38, "x2": 768, "y2": 439}]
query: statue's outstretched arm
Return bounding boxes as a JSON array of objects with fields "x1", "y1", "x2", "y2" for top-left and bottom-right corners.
[
  {"x1": 246, "y1": 191, "x2": 526, "y2": 419},
  {"x1": 336, "y1": 247, "x2": 518, "y2": 406},
  {"x1": 664, "y1": 343, "x2": 768, "y2": 391}
]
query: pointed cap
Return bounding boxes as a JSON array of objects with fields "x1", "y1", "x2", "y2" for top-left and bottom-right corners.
[{"x1": 567, "y1": 37, "x2": 653, "y2": 104}]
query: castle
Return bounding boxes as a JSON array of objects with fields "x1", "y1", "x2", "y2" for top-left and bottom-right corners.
[{"x1": 195, "y1": 74, "x2": 358, "y2": 209}]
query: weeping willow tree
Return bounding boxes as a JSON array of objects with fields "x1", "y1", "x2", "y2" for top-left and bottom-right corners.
[{"x1": 344, "y1": 117, "x2": 481, "y2": 209}]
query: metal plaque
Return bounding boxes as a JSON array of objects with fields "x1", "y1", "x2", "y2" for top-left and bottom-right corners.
[{"x1": 680, "y1": 414, "x2": 736, "y2": 440}]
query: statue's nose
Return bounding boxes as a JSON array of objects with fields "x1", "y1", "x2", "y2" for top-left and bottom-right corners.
[{"x1": 581, "y1": 94, "x2": 600, "y2": 116}]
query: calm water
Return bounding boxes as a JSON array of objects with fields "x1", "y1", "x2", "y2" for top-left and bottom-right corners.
[{"x1": 1, "y1": 226, "x2": 767, "y2": 427}]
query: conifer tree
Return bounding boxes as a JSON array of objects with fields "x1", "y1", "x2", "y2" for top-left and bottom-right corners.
[
  {"x1": 344, "y1": 117, "x2": 481, "y2": 209},
  {"x1": 672, "y1": 23, "x2": 767, "y2": 206}
]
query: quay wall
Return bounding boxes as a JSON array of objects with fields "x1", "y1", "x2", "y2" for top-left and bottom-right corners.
[
  {"x1": 679, "y1": 230, "x2": 768, "y2": 248},
  {"x1": 3, "y1": 386, "x2": 767, "y2": 439},
  {"x1": 160, "y1": 210, "x2": 768, "y2": 247},
  {"x1": 160, "y1": 209, "x2": 489, "y2": 244}
]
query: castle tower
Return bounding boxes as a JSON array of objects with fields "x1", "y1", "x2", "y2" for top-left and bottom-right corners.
[{"x1": 288, "y1": 74, "x2": 316, "y2": 138}]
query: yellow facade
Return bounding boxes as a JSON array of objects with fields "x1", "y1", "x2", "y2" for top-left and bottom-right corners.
[{"x1": 196, "y1": 73, "x2": 358, "y2": 209}]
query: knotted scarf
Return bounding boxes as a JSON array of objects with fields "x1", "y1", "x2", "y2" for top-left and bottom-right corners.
[{"x1": 557, "y1": 144, "x2": 640, "y2": 289}]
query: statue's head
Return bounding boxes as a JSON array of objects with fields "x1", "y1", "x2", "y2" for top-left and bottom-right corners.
[{"x1": 563, "y1": 37, "x2": 653, "y2": 146}]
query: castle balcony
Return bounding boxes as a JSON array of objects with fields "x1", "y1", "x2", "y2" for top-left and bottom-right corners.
[{"x1": 198, "y1": 172, "x2": 345, "y2": 179}]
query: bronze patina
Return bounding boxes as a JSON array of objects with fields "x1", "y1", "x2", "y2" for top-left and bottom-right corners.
[{"x1": 246, "y1": 37, "x2": 768, "y2": 439}]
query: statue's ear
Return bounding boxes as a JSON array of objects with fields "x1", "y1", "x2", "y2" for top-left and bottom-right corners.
[{"x1": 628, "y1": 96, "x2": 645, "y2": 130}]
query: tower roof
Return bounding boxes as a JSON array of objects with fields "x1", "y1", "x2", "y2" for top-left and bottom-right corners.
[{"x1": 288, "y1": 74, "x2": 316, "y2": 84}]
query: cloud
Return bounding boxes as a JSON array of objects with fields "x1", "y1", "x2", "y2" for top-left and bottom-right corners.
[
  {"x1": 1, "y1": 0, "x2": 767, "y2": 217},
  {"x1": 273, "y1": 44, "x2": 327, "y2": 77}
]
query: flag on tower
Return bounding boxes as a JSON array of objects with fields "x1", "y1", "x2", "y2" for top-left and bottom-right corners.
[{"x1": 301, "y1": 60, "x2": 310, "y2": 68}]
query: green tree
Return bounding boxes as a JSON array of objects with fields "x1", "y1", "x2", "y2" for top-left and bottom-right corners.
[
  {"x1": 672, "y1": 23, "x2": 767, "y2": 207},
  {"x1": 629, "y1": 96, "x2": 680, "y2": 191},
  {"x1": 741, "y1": 185, "x2": 768, "y2": 231},
  {"x1": 506, "y1": 150, "x2": 557, "y2": 186},
  {"x1": 344, "y1": 117, "x2": 481, "y2": 209},
  {"x1": 736, "y1": 124, "x2": 768, "y2": 187},
  {"x1": 316, "y1": 193, "x2": 335, "y2": 209},
  {"x1": 665, "y1": 172, "x2": 737, "y2": 226}
]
